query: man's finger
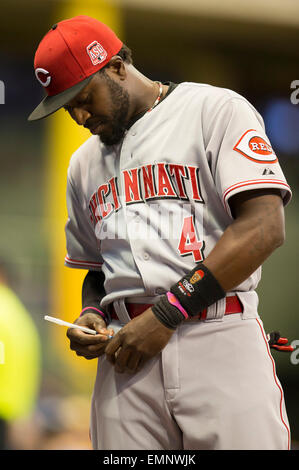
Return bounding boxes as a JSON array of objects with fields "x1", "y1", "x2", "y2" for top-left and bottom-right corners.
[
  {"x1": 105, "y1": 333, "x2": 122, "y2": 357},
  {"x1": 125, "y1": 353, "x2": 143, "y2": 374},
  {"x1": 93, "y1": 323, "x2": 115, "y2": 337},
  {"x1": 67, "y1": 328, "x2": 110, "y2": 345},
  {"x1": 76, "y1": 351, "x2": 100, "y2": 360},
  {"x1": 106, "y1": 344, "x2": 122, "y2": 365},
  {"x1": 72, "y1": 340, "x2": 109, "y2": 353},
  {"x1": 114, "y1": 347, "x2": 132, "y2": 373}
]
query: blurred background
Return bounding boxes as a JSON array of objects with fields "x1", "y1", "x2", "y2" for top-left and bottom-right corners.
[{"x1": 0, "y1": 0, "x2": 298, "y2": 450}]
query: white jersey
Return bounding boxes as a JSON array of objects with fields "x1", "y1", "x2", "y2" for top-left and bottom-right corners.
[{"x1": 64, "y1": 82, "x2": 291, "y2": 314}]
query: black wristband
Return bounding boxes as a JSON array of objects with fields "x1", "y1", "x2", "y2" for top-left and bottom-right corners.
[
  {"x1": 152, "y1": 264, "x2": 226, "y2": 330},
  {"x1": 152, "y1": 295, "x2": 185, "y2": 330},
  {"x1": 170, "y1": 263, "x2": 225, "y2": 317}
]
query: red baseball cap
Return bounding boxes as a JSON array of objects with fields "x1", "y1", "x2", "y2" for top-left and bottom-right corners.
[{"x1": 28, "y1": 15, "x2": 123, "y2": 121}]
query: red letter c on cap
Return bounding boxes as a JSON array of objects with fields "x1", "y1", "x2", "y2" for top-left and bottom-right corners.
[{"x1": 35, "y1": 68, "x2": 51, "y2": 87}]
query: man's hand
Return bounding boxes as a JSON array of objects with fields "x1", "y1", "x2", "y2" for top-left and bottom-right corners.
[
  {"x1": 105, "y1": 308, "x2": 175, "y2": 374},
  {"x1": 66, "y1": 312, "x2": 114, "y2": 360}
]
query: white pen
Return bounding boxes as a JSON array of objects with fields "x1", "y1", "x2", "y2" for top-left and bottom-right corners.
[{"x1": 44, "y1": 315, "x2": 113, "y2": 338}]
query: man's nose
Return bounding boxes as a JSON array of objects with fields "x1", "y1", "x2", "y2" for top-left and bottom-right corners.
[{"x1": 72, "y1": 107, "x2": 91, "y2": 126}]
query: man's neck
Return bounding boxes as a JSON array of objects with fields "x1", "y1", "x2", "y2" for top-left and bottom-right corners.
[{"x1": 126, "y1": 65, "x2": 169, "y2": 120}]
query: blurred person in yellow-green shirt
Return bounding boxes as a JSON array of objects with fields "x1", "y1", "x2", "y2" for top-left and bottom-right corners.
[{"x1": 0, "y1": 260, "x2": 41, "y2": 449}]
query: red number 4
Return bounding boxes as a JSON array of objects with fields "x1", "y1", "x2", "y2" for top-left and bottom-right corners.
[{"x1": 178, "y1": 216, "x2": 204, "y2": 262}]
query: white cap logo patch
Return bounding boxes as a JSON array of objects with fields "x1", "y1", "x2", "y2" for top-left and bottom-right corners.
[
  {"x1": 86, "y1": 41, "x2": 108, "y2": 66},
  {"x1": 233, "y1": 129, "x2": 277, "y2": 163},
  {"x1": 35, "y1": 68, "x2": 51, "y2": 87}
]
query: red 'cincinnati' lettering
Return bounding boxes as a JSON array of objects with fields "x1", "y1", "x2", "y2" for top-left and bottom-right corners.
[{"x1": 89, "y1": 163, "x2": 204, "y2": 222}]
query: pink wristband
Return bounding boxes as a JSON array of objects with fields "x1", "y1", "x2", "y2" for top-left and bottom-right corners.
[
  {"x1": 166, "y1": 291, "x2": 189, "y2": 319},
  {"x1": 80, "y1": 306, "x2": 107, "y2": 321}
]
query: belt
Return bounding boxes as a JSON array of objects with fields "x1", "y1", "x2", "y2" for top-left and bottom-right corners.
[{"x1": 110, "y1": 295, "x2": 243, "y2": 322}]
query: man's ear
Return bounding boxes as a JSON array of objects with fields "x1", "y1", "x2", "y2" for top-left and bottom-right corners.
[{"x1": 105, "y1": 56, "x2": 127, "y2": 80}]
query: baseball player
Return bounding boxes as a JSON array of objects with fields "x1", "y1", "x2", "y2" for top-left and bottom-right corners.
[{"x1": 28, "y1": 16, "x2": 293, "y2": 450}]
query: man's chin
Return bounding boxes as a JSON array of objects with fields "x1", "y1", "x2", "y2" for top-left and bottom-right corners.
[{"x1": 97, "y1": 130, "x2": 126, "y2": 146}]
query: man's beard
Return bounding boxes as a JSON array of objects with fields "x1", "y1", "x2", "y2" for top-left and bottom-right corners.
[{"x1": 97, "y1": 73, "x2": 130, "y2": 146}]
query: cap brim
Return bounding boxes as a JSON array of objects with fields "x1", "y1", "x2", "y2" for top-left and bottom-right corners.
[{"x1": 27, "y1": 75, "x2": 94, "y2": 121}]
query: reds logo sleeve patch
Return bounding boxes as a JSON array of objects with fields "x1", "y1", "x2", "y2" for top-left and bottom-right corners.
[{"x1": 233, "y1": 129, "x2": 278, "y2": 164}]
